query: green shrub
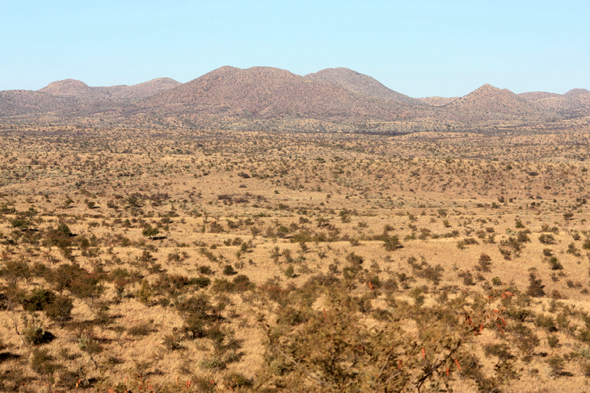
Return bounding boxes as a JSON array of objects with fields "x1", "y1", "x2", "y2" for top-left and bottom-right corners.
[
  {"x1": 30, "y1": 348, "x2": 61, "y2": 375},
  {"x1": 539, "y1": 234, "x2": 556, "y2": 245},
  {"x1": 526, "y1": 273, "x2": 545, "y2": 297},
  {"x1": 223, "y1": 265, "x2": 237, "y2": 276},
  {"x1": 383, "y1": 235, "x2": 402, "y2": 251},
  {"x1": 22, "y1": 315, "x2": 54, "y2": 345},
  {"x1": 44, "y1": 295, "x2": 74, "y2": 322},
  {"x1": 22, "y1": 288, "x2": 56, "y2": 312}
]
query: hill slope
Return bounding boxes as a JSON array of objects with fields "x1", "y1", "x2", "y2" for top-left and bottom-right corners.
[
  {"x1": 520, "y1": 89, "x2": 590, "y2": 118},
  {"x1": 135, "y1": 66, "x2": 423, "y2": 121},
  {"x1": 39, "y1": 78, "x2": 180, "y2": 100},
  {"x1": 442, "y1": 84, "x2": 548, "y2": 123},
  {"x1": 305, "y1": 67, "x2": 422, "y2": 105}
]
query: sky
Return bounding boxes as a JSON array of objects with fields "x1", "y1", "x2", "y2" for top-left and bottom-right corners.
[{"x1": 1, "y1": 1, "x2": 589, "y2": 97}]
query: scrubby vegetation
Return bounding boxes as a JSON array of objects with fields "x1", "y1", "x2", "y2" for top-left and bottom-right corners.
[{"x1": 0, "y1": 124, "x2": 589, "y2": 392}]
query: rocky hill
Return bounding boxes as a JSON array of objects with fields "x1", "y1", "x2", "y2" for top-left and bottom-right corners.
[
  {"x1": 0, "y1": 90, "x2": 76, "y2": 117},
  {"x1": 39, "y1": 77, "x2": 180, "y2": 101},
  {"x1": 1, "y1": 67, "x2": 588, "y2": 131},
  {"x1": 520, "y1": 88, "x2": 590, "y2": 118},
  {"x1": 418, "y1": 96, "x2": 459, "y2": 106},
  {"x1": 305, "y1": 67, "x2": 422, "y2": 105},
  {"x1": 136, "y1": 66, "x2": 425, "y2": 121}
]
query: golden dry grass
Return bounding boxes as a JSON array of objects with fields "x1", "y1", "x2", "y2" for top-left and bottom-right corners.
[{"x1": 0, "y1": 124, "x2": 589, "y2": 392}]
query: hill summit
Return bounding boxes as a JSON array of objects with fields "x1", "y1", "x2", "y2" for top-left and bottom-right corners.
[
  {"x1": 39, "y1": 79, "x2": 92, "y2": 96},
  {"x1": 137, "y1": 66, "x2": 415, "y2": 121},
  {"x1": 39, "y1": 77, "x2": 180, "y2": 100},
  {"x1": 305, "y1": 67, "x2": 421, "y2": 105}
]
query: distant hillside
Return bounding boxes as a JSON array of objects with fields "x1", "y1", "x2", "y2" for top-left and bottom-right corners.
[
  {"x1": 0, "y1": 89, "x2": 131, "y2": 119},
  {"x1": 565, "y1": 88, "x2": 590, "y2": 97},
  {"x1": 521, "y1": 88, "x2": 590, "y2": 118},
  {"x1": 519, "y1": 91, "x2": 560, "y2": 100},
  {"x1": 418, "y1": 96, "x2": 459, "y2": 106},
  {"x1": 0, "y1": 90, "x2": 92, "y2": 118},
  {"x1": 445, "y1": 84, "x2": 544, "y2": 120},
  {"x1": 39, "y1": 79, "x2": 96, "y2": 97},
  {"x1": 116, "y1": 78, "x2": 181, "y2": 99},
  {"x1": 1, "y1": 67, "x2": 589, "y2": 131},
  {"x1": 136, "y1": 66, "x2": 424, "y2": 122},
  {"x1": 305, "y1": 68, "x2": 422, "y2": 105},
  {"x1": 39, "y1": 78, "x2": 180, "y2": 100}
]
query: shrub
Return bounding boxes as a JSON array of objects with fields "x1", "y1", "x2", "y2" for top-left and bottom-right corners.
[
  {"x1": 547, "y1": 257, "x2": 563, "y2": 270},
  {"x1": 22, "y1": 315, "x2": 54, "y2": 345},
  {"x1": 162, "y1": 334, "x2": 184, "y2": 351},
  {"x1": 44, "y1": 295, "x2": 74, "y2": 322},
  {"x1": 30, "y1": 348, "x2": 61, "y2": 375},
  {"x1": 284, "y1": 265, "x2": 295, "y2": 278},
  {"x1": 78, "y1": 335, "x2": 103, "y2": 355},
  {"x1": 345, "y1": 252, "x2": 363, "y2": 266},
  {"x1": 475, "y1": 254, "x2": 492, "y2": 272},
  {"x1": 232, "y1": 274, "x2": 253, "y2": 292},
  {"x1": 141, "y1": 224, "x2": 159, "y2": 239},
  {"x1": 383, "y1": 235, "x2": 402, "y2": 251},
  {"x1": 128, "y1": 324, "x2": 151, "y2": 336},
  {"x1": 259, "y1": 284, "x2": 514, "y2": 392},
  {"x1": 223, "y1": 265, "x2": 237, "y2": 276},
  {"x1": 546, "y1": 356, "x2": 565, "y2": 376},
  {"x1": 224, "y1": 372, "x2": 253, "y2": 389},
  {"x1": 22, "y1": 288, "x2": 56, "y2": 312},
  {"x1": 526, "y1": 273, "x2": 545, "y2": 297},
  {"x1": 547, "y1": 335, "x2": 560, "y2": 348},
  {"x1": 198, "y1": 265, "x2": 214, "y2": 275},
  {"x1": 458, "y1": 271, "x2": 475, "y2": 286},
  {"x1": 535, "y1": 314, "x2": 557, "y2": 332}
]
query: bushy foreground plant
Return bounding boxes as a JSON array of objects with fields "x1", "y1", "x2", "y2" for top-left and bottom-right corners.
[{"x1": 257, "y1": 279, "x2": 517, "y2": 392}]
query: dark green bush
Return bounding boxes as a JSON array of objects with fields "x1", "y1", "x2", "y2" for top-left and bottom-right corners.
[
  {"x1": 22, "y1": 288, "x2": 56, "y2": 312},
  {"x1": 44, "y1": 295, "x2": 74, "y2": 322}
]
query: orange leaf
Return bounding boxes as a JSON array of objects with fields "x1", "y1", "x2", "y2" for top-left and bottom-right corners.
[
  {"x1": 455, "y1": 359, "x2": 461, "y2": 370},
  {"x1": 446, "y1": 367, "x2": 449, "y2": 376},
  {"x1": 501, "y1": 293, "x2": 506, "y2": 298},
  {"x1": 398, "y1": 359, "x2": 402, "y2": 370},
  {"x1": 505, "y1": 291, "x2": 514, "y2": 296},
  {"x1": 421, "y1": 348, "x2": 425, "y2": 359},
  {"x1": 496, "y1": 323, "x2": 504, "y2": 335}
]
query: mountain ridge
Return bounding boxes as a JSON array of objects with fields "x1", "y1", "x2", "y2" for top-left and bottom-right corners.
[
  {"x1": 1, "y1": 66, "x2": 588, "y2": 131},
  {"x1": 304, "y1": 67, "x2": 422, "y2": 106},
  {"x1": 39, "y1": 77, "x2": 180, "y2": 100}
]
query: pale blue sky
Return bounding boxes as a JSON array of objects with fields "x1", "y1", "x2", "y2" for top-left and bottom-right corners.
[{"x1": 1, "y1": 1, "x2": 588, "y2": 97}]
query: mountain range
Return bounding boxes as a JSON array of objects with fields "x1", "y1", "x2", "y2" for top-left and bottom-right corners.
[{"x1": 1, "y1": 66, "x2": 589, "y2": 132}]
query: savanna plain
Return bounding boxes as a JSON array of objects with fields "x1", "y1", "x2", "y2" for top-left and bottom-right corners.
[{"x1": 1, "y1": 124, "x2": 590, "y2": 393}]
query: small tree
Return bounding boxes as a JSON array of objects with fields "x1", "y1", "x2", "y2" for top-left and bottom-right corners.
[
  {"x1": 142, "y1": 224, "x2": 159, "y2": 240},
  {"x1": 526, "y1": 273, "x2": 545, "y2": 297},
  {"x1": 383, "y1": 235, "x2": 402, "y2": 251}
]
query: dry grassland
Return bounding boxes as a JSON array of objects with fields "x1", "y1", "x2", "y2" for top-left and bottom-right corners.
[{"x1": 1, "y1": 124, "x2": 590, "y2": 392}]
